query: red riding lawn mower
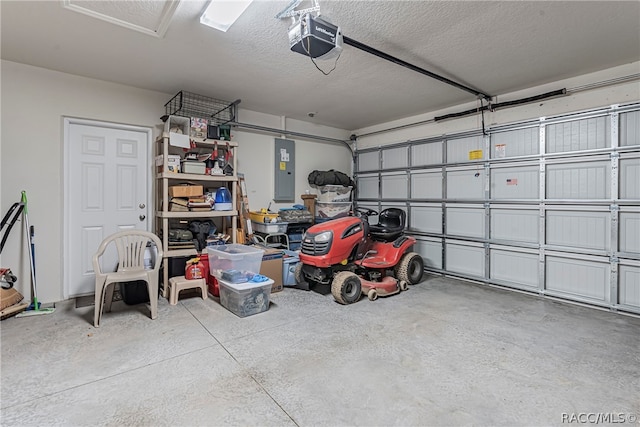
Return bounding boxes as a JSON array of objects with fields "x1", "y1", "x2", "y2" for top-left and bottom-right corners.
[{"x1": 295, "y1": 207, "x2": 424, "y2": 304}]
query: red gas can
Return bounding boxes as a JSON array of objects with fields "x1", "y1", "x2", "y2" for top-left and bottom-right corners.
[{"x1": 185, "y1": 258, "x2": 204, "y2": 280}]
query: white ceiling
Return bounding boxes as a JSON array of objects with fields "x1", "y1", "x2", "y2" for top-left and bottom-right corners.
[{"x1": 2, "y1": 1, "x2": 639, "y2": 130}]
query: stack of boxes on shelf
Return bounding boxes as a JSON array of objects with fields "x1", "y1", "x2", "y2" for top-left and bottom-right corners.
[{"x1": 168, "y1": 184, "x2": 209, "y2": 212}]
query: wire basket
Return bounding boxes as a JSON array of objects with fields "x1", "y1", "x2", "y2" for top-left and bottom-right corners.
[{"x1": 162, "y1": 91, "x2": 240, "y2": 125}]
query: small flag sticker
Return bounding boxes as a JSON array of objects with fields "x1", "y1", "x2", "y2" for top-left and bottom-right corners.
[{"x1": 506, "y1": 178, "x2": 518, "y2": 185}]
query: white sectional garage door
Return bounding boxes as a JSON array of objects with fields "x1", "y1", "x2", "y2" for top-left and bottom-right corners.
[{"x1": 355, "y1": 103, "x2": 640, "y2": 314}]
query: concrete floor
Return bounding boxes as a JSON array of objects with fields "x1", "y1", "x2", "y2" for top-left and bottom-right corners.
[{"x1": 1, "y1": 275, "x2": 639, "y2": 426}]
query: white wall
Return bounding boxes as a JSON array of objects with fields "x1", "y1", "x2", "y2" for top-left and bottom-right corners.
[
  {"x1": 353, "y1": 61, "x2": 640, "y2": 148},
  {"x1": 0, "y1": 60, "x2": 351, "y2": 303},
  {"x1": 234, "y1": 109, "x2": 352, "y2": 211}
]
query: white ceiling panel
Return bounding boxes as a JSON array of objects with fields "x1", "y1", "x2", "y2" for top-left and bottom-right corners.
[{"x1": 2, "y1": 1, "x2": 639, "y2": 130}]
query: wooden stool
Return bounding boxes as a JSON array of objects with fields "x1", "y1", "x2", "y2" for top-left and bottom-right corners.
[{"x1": 168, "y1": 276, "x2": 207, "y2": 305}]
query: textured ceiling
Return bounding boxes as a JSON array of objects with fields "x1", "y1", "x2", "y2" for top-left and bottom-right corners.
[{"x1": 2, "y1": 1, "x2": 639, "y2": 130}]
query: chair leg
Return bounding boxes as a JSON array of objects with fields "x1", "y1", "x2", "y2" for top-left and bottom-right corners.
[
  {"x1": 103, "y1": 283, "x2": 116, "y2": 313},
  {"x1": 169, "y1": 281, "x2": 177, "y2": 305},
  {"x1": 94, "y1": 278, "x2": 107, "y2": 328},
  {"x1": 145, "y1": 280, "x2": 158, "y2": 320}
]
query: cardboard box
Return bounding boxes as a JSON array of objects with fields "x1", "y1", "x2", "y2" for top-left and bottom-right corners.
[
  {"x1": 155, "y1": 155, "x2": 181, "y2": 173},
  {"x1": 169, "y1": 184, "x2": 204, "y2": 198},
  {"x1": 259, "y1": 248, "x2": 284, "y2": 293}
]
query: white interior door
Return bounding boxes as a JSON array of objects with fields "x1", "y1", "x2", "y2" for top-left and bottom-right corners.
[{"x1": 64, "y1": 119, "x2": 150, "y2": 298}]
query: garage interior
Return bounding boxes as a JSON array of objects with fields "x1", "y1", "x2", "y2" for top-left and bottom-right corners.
[{"x1": 1, "y1": 1, "x2": 639, "y2": 426}]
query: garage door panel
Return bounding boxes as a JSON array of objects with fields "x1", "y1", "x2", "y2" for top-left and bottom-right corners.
[
  {"x1": 446, "y1": 241, "x2": 485, "y2": 278},
  {"x1": 619, "y1": 158, "x2": 640, "y2": 199},
  {"x1": 619, "y1": 110, "x2": 640, "y2": 147},
  {"x1": 357, "y1": 174, "x2": 378, "y2": 199},
  {"x1": 381, "y1": 173, "x2": 407, "y2": 199},
  {"x1": 355, "y1": 104, "x2": 640, "y2": 314},
  {"x1": 411, "y1": 171, "x2": 442, "y2": 199},
  {"x1": 619, "y1": 210, "x2": 640, "y2": 254},
  {"x1": 546, "y1": 255, "x2": 610, "y2": 303},
  {"x1": 546, "y1": 210, "x2": 610, "y2": 251},
  {"x1": 382, "y1": 146, "x2": 407, "y2": 169},
  {"x1": 490, "y1": 208, "x2": 539, "y2": 243},
  {"x1": 409, "y1": 204, "x2": 442, "y2": 234},
  {"x1": 491, "y1": 165, "x2": 539, "y2": 199},
  {"x1": 446, "y1": 135, "x2": 484, "y2": 163},
  {"x1": 491, "y1": 127, "x2": 539, "y2": 158},
  {"x1": 415, "y1": 237, "x2": 442, "y2": 269},
  {"x1": 546, "y1": 161, "x2": 611, "y2": 199},
  {"x1": 490, "y1": 249, "x2": 539, "y2": 289},
  {"x1": 447, "y1": 169, "x2": 485, "y2": 199},
  {"x1": 411, "y1": 141, "x2": 443, "y2": 166},
  {"x1": 619, "y1": 263, "x2": 640, "y2": 309},
  {"x1": 446, "y1": 206, "x2": 485, "y2": 238},
  {"x1": 546, "y1": 116, "x2": 609, "y2": 153},
  {"x1": 357, "y1": 151, "x2": 378, "y2": 172}
]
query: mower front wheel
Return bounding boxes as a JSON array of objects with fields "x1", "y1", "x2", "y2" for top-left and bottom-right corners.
[
  {"x1": 394, "y1": 252, "x2": 424, "y2": 285},
  {"x1": 331, "y1": 272, "x2": 362, "y2": 305},
  {"x1": 294, "y1": 263, "x2": 308, "y2": 288}
]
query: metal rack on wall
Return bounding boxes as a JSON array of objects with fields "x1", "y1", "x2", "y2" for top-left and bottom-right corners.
[{"x1": 161, "y1": 91, "x2": 240, "y2": 126}]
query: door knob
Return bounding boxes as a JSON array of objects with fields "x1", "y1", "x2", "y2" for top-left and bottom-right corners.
[
  {"x1": 139, "y1": 215, "x2": 146, "y2": 221},
  {"x1": 139, "y1": 203, "x2": 146, "y2": 209}
]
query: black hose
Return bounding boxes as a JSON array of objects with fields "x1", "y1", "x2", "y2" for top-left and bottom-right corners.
[{"x1": 435, "y1": 89, "x2": 567, "y2": 122}]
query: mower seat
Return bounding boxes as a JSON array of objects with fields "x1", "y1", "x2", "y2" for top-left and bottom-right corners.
[{"x1": 369, "y1": 208, "x2": 406, "y2": 242}]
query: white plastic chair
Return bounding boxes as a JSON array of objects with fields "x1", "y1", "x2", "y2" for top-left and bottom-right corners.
[{"x1": 92, "y1": 230, "x2": 163, "y2": 327}]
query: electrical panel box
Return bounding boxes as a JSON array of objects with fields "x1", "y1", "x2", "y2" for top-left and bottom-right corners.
[{"x1": 274, "y1": 138, "x2": 295, "y2": 202}]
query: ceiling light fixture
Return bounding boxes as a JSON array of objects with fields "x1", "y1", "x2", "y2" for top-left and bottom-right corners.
[{"x1": 200, "y1": 0, "x2": 253, "y2": 32}]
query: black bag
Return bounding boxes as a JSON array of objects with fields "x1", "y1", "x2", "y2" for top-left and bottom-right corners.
[{"x1": 307, "y1": 170, "x2": 355, "y2": 188}]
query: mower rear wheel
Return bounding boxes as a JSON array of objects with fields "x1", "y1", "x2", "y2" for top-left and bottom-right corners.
[
  {"x1": 331, "y1": 272, "x2": 362, "y2": 305},
  {"x1": 394, "y1": 252, "x2": 424, "y2": 285}
]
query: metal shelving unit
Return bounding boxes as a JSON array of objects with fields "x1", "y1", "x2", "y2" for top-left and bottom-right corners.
[{"x1": 155, "y1": 129, "x2": 239, "y2": 296}]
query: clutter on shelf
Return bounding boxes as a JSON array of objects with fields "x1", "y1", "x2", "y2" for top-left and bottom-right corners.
[
  {"x1": 279, "y1": 206, "x2": 313, "y2": 223},
  {"x1": 249, "y1": 207, "x2": 279, "y2": 223}
]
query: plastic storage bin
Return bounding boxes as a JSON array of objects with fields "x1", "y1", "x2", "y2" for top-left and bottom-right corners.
[
  {"x1": 282, "y1": 251, "x2": 300, "y2": 287},
  {"x1": 218, "y1": 278, "x2": 273, "y2": 317},
  {"x1": 317, "y1": 185, "x2": 352, "y2": 202},
  {"x1": 252, "y1": 221, "x2": 288, "y2": 234},
  {"x1": 207, "y1": 244, "x2": 264, "y2": 278},
  {"x1": 249, "y1": 211, "x2": 279, "y2": 223},
  {"x1": 316, "y1": 201, "x2": 352, "y2": 218}
]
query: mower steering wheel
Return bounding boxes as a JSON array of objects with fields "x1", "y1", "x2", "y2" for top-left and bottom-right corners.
[{"x1": 355, "y1": 207, "x2": 378, "y2": 218}]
